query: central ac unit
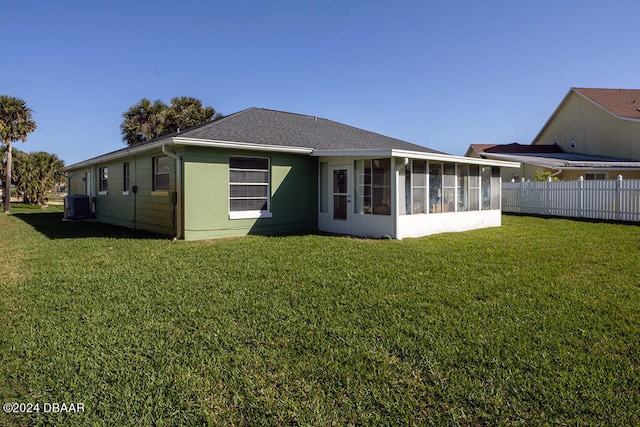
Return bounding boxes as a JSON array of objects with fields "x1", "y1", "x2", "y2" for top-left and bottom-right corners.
[{"x1": 64, "y1": 194, "x2": 90, "y2": 219}]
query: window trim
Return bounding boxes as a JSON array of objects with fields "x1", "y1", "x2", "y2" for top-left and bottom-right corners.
[
  {"x1": 153, "y1": 156, "x2": 170, "y2": 191},
  {"x1": 354, "y1": 158, "x2": 391, "y2": 216},
  {"x1": 123, "y1": 162, "x2": 130, "y2": 195},
  {"x1": 228, "y1": 155, "x2": 272, "y2": 219}
]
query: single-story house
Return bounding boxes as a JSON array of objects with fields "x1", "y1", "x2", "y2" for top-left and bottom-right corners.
[
  {"x1": 465, "y1": 88, "x2": 640, "y2": 181},
  {"x1": 65, "y1": 108, "x2": 518, "y2": 240}
]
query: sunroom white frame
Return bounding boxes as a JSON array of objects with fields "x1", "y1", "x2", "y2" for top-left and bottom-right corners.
[{"x1": 314, "y1": 149, "x2": 519, "y2": 239}]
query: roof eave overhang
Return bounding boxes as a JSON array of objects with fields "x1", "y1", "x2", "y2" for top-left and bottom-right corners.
[{"x1": 64, "y1": 138, "x2": 174, "y2": 170}]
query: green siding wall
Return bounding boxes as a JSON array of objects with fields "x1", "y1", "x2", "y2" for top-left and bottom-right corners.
[
  {"x1": 183, "y1": 147, "x2": 318, "y2": 240},
  {"x1": 66, "y1": 149, "x2": 178, "y2": 236},
  {"x1": 66, "y1": 146, "x2": 318, "y2": 240},
  {"x1": 67, "y1": 168, "x2": 90, "y2": 195}
]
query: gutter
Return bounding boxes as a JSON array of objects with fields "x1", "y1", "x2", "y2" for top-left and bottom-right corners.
[{"x1": 162, "y1": 144, "x2": 182, "y2": 240}]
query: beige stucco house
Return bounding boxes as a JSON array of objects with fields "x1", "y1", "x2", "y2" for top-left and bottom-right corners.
[{"x1": 466, "y1": 88, "x2": 640, "y2": 181}]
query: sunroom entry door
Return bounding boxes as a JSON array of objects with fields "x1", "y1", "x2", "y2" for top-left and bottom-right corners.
[{"x1": 329, "y1": 165, "x2": 352, "y2": 235}]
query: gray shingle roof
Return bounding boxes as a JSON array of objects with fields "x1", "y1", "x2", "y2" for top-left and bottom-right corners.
[{"x1": 177, "y1": 108, "x2": 441, "y2": 153}]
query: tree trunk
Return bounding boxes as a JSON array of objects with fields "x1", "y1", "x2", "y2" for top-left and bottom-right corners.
[{"x1": 4, "y1": 140, "x2": 11, "y2": 213}]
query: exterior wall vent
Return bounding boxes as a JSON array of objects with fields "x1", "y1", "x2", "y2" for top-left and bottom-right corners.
[{"x1": 64, "y1": 194, "x2": 91, "y2": 219}]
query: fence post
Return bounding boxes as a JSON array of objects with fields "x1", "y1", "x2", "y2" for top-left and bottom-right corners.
[
  {"x1": 520, "y1": 177, "x2": 525, "y2": 213},
  {"x1": 616, "y1": 174, "x2": 622, "y2": 221},
  {"x1": 578, "y1": 175, "x2": 583, "y2": 219},
  {"x1": 547, "y1": 176, "x2": 552, "y2": 215}
]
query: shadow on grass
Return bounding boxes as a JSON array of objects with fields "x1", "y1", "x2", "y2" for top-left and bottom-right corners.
[
  {"x1": 503, "y1": 212, "x2": 640, "y2": 227},
  {"x1": 12, "y1": 210, "x2": 166, "y2": 240}
]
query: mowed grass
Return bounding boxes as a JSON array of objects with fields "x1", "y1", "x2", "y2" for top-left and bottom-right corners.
[{"x1": 1, "y1": 207, "x2": 639, "y2": 426}]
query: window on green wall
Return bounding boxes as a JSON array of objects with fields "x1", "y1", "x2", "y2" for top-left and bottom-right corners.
[
  {"x1": 229, "y1": 156, "x2": 271, "y2": 219},
  {"x1": 123, "y1": 162, "x2": 130, "y2": 192},
  {"x1": 153, "y1": 157, "x2": 170, "y2": 191},
  {"x1": 99, "y1": 167, "x2": 108, "y2": 193}
]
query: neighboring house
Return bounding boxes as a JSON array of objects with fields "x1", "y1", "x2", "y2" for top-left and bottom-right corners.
[
  {"x1": 65, "y1": 108, "x2": 517, "y2": 240},
  {"x1": 466, "y1": 88, "x2": 640, "y2": 181}
]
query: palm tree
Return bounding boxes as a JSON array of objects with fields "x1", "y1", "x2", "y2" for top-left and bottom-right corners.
[
  {"x1": 121, "y1": 97, "x2": 223, "y2": 146},
  {"x1": 0, "y1": 96, "x2": 37, "y2": 213},
  {"x1": 167, "y1": 96, "x2": 223, "y2": 131},
  {"x1": 120, "y1": 98, "x2": 169, "y2": 145}
]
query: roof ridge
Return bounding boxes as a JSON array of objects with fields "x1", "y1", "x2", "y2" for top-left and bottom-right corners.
[{"x1": 257, "y1": 107, "x2": 324, "y2": 120}]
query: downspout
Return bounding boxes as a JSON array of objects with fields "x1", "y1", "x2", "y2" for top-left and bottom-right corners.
[
  {"x1": 162, "y1": 144, "x2": 182, "y2": 240},
  {"x1": 551, "y1": 169, "x2": 563, "y2": 178}
]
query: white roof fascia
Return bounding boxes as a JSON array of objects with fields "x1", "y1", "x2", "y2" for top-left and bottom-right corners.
[
  {"x1": 390, "y1": 149, "x2": 521, "y2": 168},
  {"x1": 171, "y1": 137, "x2": 313, "y2": 154},
  {"x1": 312, "y1": 148, "x2": 520, "y2": 168},
  {"x1": 311, "y1": 149, "x2": 392, "y2": 157},
  {"x1": 65, "y1": 137, "x2": 313, "y2": 171}
]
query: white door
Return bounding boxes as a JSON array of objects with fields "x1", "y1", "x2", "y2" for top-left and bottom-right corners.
[
  {"x1": 328, "y1": 165, "x2": 352, "y2": 235},
  {"x1": 85, "y1": 172, "x2": 92, "y2": 196}
]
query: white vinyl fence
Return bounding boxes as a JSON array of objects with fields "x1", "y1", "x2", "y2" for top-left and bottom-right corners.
[{"x1": 502, "y1": 176, "x2": 640, "y2": 222}]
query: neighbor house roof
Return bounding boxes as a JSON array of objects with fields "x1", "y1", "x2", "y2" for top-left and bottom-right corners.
[
  {"x1": 532, "y1": 87, "x2": 640, "y2": 146},
  {"x1": 573, "y1": 88, "x2": 640, "y2": 120},
  {"x1": 474, "y1": 143, "x2": 640, "y2": 170},
  {"x1": 470, "y1": 143, "x2": 564, "y2": 155}
]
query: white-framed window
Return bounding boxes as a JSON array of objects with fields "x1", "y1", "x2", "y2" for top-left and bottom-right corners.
[
  {"x1": 405, "y1": 159, "x2": 428, "y2": 214},
  {"x1": 229, "y1": 156, "x2": 271, "y2": 219},
  {"x1": 481, "y1": 166, "x2": 492, "y2": 210},
  {"x1": 469, "y1": 164, "x2": 480, "y2": 211},
  {"x1": 442, "y1": 163, "x2": 456, "y2": 212},
  {"x1": 153, "y1": 157, "x2": 170, "y2": 191},
  {"x1": 355, "y1": 158, "x2": 391, "y2": 215},
  {"x1": 319, "y1": 162, "x2": 328, "y2": 213},
  {"x1": 491, "y1": 166, "x2": 501, "y2": 209},
  {"x1": 123, "y1": 162, "x2": 130, "y2": 194},
  {"x1": 585, "y1": 173, "x2": 606, "y2": 180},
  {"x1": 99, "y1": 167, "x2": 108, "y2": 194},
  {"x1": 429, "y1": 162, "x2": 442, "y2": 213}
]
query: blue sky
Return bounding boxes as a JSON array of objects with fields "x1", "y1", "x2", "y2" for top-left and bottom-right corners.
[{"x1": 3, "y1": 0, "x2": 639, "y2": 165}]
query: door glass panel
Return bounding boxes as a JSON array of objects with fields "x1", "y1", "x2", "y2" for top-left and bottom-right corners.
[
  {"x1": 333, "y1": 169, "x2": 347, "y2": 193},
  {"x1": 334, "y1": 195, "x2": 347, "y2": 220},
  {"x1": 333, "y1": 169, "x2": 348, "y2": 220}
]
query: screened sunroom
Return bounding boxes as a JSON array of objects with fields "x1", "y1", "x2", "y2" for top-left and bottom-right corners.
[{"x1": 315, "y1": 149, "x2": 519, "y2": 239}]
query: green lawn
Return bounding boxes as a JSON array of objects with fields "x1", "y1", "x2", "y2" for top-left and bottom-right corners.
[{"x1": 1, "y1": 206, "x2": 639, "y2": 426}]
